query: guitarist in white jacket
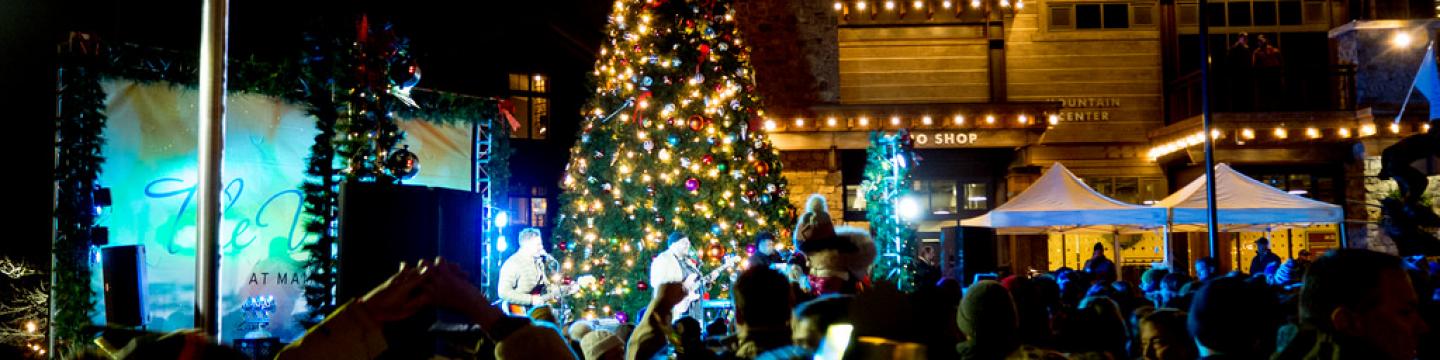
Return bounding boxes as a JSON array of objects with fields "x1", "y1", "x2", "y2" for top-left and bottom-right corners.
[{"x1": 650, "y1": 232, "x2": 701, "y2": 317}]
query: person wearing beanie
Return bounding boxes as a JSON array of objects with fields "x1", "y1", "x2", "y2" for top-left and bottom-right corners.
[
  {"x1": 1085, "y1": 242, "x2": 1118, "y2": 284},
  {"x1": 792, "y1": 194, "x2": 876, "y2": 295},
  {"x1": 568, "y1": 320, "x2": 594, "y2": 344},
  {"x1": 1248, "y1": 237, "x2": 1281, "y2": 276},
  {"x1": 955, "y1": 280, "x2": 1021, "y2": 359},
  {"x1": 580, "y1": 330, "x2": 624, "y2": 360},
  {"x1": 792, "y1": 194, "x2": 836, "y2": 250}
]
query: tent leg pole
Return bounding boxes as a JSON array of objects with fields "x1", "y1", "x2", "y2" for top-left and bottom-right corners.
[
  {"x1": 1112, "y1": 231, "x2": 1122, "y2": 276},
  {"x1": 1060, "y1": 234, "x2": 1066, "y2": 269},
  {"x1": 1162, "y1": 226, "x2": 1171, "y2": 271},
  {"x1": 1339, "y1": 221, "x2": 1350, "y2": 249}
]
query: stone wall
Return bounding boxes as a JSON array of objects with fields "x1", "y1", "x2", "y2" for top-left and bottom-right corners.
[
  {"x1": 1332, "y1": 20, "x2": 1439, "y2": 111},
  {"x1": 1357, "y1": 154, "x2": 1440, "y2": 254},
  {"x1": 780, "y1": 150, "x2": 846, "y2": 222}
]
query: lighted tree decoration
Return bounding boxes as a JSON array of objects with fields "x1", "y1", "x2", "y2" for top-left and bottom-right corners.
[
  {"x1": 300, "y1": 16, "x2": 417, "y2": 323},
  {"x1": 863, "y1": 130, "x2": 920, "y2": 292},
  {"x1": 0, "y1": 258, "x2": 48, "y2": 358},
  {"x1": 554, "y1": 0, "x2": 793, "y2": 319}
]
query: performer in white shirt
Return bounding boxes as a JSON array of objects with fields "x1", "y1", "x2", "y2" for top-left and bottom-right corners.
[
  {"x1": 498, "y1": 228, "x2": 558, "y2": 315},
  {"x1": 650, "y1": 231, "x2": 702, "y2": 316}
]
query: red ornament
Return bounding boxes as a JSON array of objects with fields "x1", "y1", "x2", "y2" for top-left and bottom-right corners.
[
  {"x1": 702, "y1": 154, "x2": 714, "y2": 165},
  {"x1": 688, "y1": 115, "x2": 706, "y2": 131},
  {"x1": 755, "y1": 161, "x2": 770, "y2": 175}
]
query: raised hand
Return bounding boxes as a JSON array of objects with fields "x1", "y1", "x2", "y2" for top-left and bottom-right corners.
[
  {"x1": 356, "y1": 259, "x2": 437, "y2": 323},
  {"x1": 655, "y1": 282, "x2": 689, "y2": 310},
  {"x1": 425, "y1": 260, "x2": 505, "y2": 328}
]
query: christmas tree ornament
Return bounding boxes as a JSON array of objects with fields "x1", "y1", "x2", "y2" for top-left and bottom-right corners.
[
  {"x1": 689, "y1": 115, "x2": 705, "y2": 131},
  {"x1": 685, "y1": 178, "x2": 701, "y2": 192},
  {"x1": 385, "y1": 145, "x2": 420, "y2": 180}
]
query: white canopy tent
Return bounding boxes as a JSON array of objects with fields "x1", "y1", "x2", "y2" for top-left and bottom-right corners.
[
  {"x1": 961, "y1": 163, "x2": 1169, "y2": 268},
  {"x1": 961, "y1": 163, "x2": 1168, "y2": 234},
  {"x1": 1156, "y1": 163, "x2": 1344, "y2": 233}
]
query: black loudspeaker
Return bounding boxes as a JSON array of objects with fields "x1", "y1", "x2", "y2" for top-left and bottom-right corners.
[
  {"x1": 102, "y1": 245, "x2": 147, "y2": 327},
  {"x1": 939, "y1": 226, "x2": 997, "y2": 287},
  {"x1": 338, "y1": 183, "x2": 485, "y2": 359},
  {"x1": 337, "y1": 183, "x2": 485, "y2": 303}
]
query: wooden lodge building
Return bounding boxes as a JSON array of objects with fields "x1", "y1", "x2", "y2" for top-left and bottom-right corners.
[{"x1": 736, "y1": 0, "x2": 1439, "y2": 281}]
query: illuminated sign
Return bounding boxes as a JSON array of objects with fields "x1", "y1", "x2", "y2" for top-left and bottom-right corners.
[{"x1": 1047, "y1": 97, "x2": 1121, "y2": 122}]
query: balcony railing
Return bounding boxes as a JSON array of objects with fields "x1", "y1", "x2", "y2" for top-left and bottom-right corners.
[{"x1": 1166, "y1": 65, "x2": 1356, "y2": 124}]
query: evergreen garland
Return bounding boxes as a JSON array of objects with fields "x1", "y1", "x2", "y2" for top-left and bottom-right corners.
[
  {"x1": 863, "y1": 130, "x2": 921, "y2": 292},
  {"x1": 53, "y1": 40, "x2": 106, "y2": 355},
  {"x1": 297, "y1": 32, "x2": 343, "y2": 324}
]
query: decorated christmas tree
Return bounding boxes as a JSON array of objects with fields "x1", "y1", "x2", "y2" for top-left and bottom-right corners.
[
  {"x1": 863, "y1": 130, "x2": 920, "y2": 292},
  {"x1": 555, "y1": 0, "x2": 793, "y2": 320}
]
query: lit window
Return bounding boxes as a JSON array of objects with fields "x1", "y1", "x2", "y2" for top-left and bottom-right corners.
[{"x1": 508, "y1": 73, "x2": 549, "y2": 139}]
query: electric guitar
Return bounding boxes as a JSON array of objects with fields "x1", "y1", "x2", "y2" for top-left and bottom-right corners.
[
  {"x1": 502, "y1": 275, "x2": 595, "y2": 318},
  {"x1": 675, "y1": 255, "x2": 742, "y2": 316}
]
